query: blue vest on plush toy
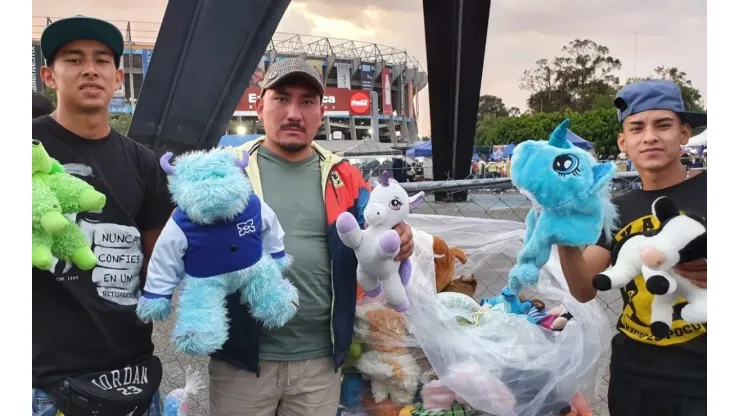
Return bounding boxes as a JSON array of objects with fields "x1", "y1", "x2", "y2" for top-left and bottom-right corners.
[{"x1": 173, "y1": 193, "x2": 263, "y2": 278}]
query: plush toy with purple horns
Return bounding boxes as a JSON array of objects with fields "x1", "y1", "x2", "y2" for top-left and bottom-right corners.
[
  {"x1": 336, "y1": 171, "x2": 425, "y2": 312},
  {"x1": 136, "y1": 148, "x2": 299, "y2": 356}
]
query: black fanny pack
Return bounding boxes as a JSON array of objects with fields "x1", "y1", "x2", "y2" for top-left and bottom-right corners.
[{"x1": 51, "y1": 355, "x2": 162, "y2": 416}]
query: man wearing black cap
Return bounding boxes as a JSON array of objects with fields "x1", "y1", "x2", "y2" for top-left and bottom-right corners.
[
  {"x1": 557, "y1": 79, "x2": 707, "y2": 415},
  {"x1": 32, "y1": 16, "x2": 172, "y2": 416}
]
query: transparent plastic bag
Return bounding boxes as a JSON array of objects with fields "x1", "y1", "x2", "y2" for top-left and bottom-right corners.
[
  {"x1": 164, "y1": 366, "x2": 206, "y2": 416},
  {"x1": 350, "y1": 213, "x2": 609, "y2": 416}
]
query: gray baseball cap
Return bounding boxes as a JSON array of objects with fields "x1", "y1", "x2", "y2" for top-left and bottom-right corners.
[
  {"x1": 260, "y1": 57, "x2": 324, "y2": 97},
  {"x1": 614, "y1": 79, "x2": 707, "y2": 128}
]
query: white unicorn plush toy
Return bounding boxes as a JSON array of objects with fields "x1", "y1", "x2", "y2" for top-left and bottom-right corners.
[{"x1": 336, "y1": 171, "x2": 425, "y2": 312}]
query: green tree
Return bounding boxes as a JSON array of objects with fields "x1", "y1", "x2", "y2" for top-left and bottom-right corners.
[
  {"x1": 476, "y1": 107, "x2": 620, "y2": 155},
  {"x1": 520, "y1": 58, "x2": 572, "y2": 113},
  {"x1": 478, "y1": 95, "x2": 517, "y2": 119},
  {"x1": 109, "y1": 114, "x2": 132, "y2": 135},
  {"x1": 42, "y1": 85, "x2": 57, "y2": 107},
  {"x1": 627, "y1": 66, "x2": 705, "y2": 112},
  {"x1": 566, "y1": 107, "x2": 621, "y2": 156},
  {"x1": 40, "y1": 85, "x2": 133, "y2": 134},
  {"x1": 520, "y1": 39, "x2": 622, "y2": 113},
  {"x1": 526, "y1": 89, "x2": 574, "y2": 114},
  {"x1": 555, "y1": 39, "x2": 621, "y2": 101}
]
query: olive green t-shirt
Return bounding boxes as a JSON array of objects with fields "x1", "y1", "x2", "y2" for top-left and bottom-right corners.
[{"x1": 257, "y1": 146, "x2": 334, "y2": 360}]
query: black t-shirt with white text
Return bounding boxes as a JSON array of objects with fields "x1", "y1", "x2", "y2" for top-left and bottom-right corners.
[
  {"x1": 596, "y1": 172, "x2": 706, "y2": 397},
  {"x1": 32, "y1": 116, "x2": 174, "y2": 388}
]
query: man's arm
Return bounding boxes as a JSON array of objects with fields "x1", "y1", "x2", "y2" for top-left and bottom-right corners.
[
  {"x1": 142, "y1": 218, "x2": 187, "y2": 299},
  {"x1": 558, "y1": 245, "x2": 612, "y2": 303},
  {"x1": 136, "y1": 149, "x2": 177, "y2": 285}
]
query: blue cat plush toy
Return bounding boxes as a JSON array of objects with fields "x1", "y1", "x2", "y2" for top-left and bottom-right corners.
[{"x1": 508, "y1": 119, "x2": 618, "y2": 293}]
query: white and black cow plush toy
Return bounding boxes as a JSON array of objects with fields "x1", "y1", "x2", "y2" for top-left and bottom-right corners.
[{"x1": 592, "y1": 196, "x2": 707, "y2": 339}]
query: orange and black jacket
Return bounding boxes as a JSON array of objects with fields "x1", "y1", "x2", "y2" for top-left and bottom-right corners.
[{"x1": 211, "y1": 138, "x2": 371, "y2": 375}]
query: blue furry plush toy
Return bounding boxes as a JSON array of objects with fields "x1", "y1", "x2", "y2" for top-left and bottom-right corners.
[
  {"x1": 480, "y1": 286, "x2": 534, "y2": 315},
  {"x1": 508, "y1": 119, "x2": 618, "y2": 293},
  {"x1": 136, "y1": 148, "x2": 299, "y2": 356}
]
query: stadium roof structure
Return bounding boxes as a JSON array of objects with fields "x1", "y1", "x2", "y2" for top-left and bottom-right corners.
[
  {"x1": 268, "y1": 32, "x2": 422, "y2": 70},
  {"x1": 32, "y1": 16, "x2": 424, "y2": 70}
]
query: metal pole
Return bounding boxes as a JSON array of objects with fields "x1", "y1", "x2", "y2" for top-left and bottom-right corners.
[
  {"x1": 451, "y1": 0, "x2": 464, "y2": 178},
  {"x1": 127, "y1": 22, "x2": 136, "y2": 112},
  {"x1": 371, "y1": 91, "x2": 380, "y2": 142},
  {"x1": 634, "y1": 32, "x2": 638, "y2": 78}
]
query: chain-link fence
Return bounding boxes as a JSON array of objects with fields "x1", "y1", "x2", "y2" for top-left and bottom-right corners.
[{"x1": 153, "y1": 169, "x2": 704, "y2": 416}]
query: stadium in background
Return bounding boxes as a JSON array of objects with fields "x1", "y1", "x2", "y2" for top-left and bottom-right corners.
[{"x1": 32, "y1": 17, "x2": 427, "y2": 145}]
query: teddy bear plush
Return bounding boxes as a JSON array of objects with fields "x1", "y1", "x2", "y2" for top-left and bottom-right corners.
[
  {"x1": 32, "y1": 139, "x2": 106, "y2": 271},
  {"x1": 440, "y1": 275, "x2": 478, "y2": 298},
  {"x1": 432, "y1": 236, "x2": 468, "y2": 292},
  {"x1": 354, "y1": 302, "x2": 423, "y2": 405}
]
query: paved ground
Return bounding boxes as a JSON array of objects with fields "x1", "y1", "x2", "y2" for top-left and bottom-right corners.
[{"x1": 152, "y1": 190, "x2": 619, "y2": 415}]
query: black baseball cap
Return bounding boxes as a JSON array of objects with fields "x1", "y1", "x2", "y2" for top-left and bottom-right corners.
[
  {"x1": 260, "y1": 58, "x2": 325, "y2": 97},
  {"x1": 614, "y1": 79, "x2": 707, "y2": 128},
  {"x1": 40, "y1": 15, "x2": 125, "y2": 67}
]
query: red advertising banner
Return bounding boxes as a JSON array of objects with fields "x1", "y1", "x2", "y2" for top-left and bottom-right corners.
[
  {"x1": 381, "y1": 67, "x2": 393, "y2": 116},
  {"x1": 235, "y1": 87, "x2": 367, "y2": 115},
  {"x1": 349, "y1": 90, "x2": 371, "y2": 116}
]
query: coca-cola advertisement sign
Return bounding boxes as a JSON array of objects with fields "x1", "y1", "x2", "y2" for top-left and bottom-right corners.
[
  {"x1": 349, "y1": 91, "x2": 371, "y2": 115},
  {"x1": 235, "y1": 86, "x2": 373, "y2": 116}
]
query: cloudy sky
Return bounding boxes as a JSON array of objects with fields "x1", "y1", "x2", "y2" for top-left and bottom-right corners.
[{"x1": 32, "y1": 0, "x2": 706, "y2": 136}]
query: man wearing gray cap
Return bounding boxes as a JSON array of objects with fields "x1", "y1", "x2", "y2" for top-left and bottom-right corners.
[
  {"x1": 558, "y1": 79, "x2": 706, "y2": 415},
  {"x1": 211, "y1": 57, "x2": 416, "y2": 415}
]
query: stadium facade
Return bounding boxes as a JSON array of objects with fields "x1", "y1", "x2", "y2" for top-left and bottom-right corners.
[{"x1": 32, "y1": 17, "x2": 427, "y2": 145}]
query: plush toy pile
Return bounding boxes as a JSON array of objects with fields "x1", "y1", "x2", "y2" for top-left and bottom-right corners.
[
  {"x1": 338, "y1": 235, "x2": 585, "y2": 416},
  {"x1": 32, "y1": 139, "x2": 106, "y2": 271},
  {"x1": 335, "y1": 123, "x2": 613, "y2": 415}
]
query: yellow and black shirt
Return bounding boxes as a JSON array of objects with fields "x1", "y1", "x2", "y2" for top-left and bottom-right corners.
[{"x1": 595, "y1": 172, "x2": 706, "y2": 397}]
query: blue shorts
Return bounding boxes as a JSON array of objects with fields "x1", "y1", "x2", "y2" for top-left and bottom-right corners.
[{"x1": 32, "y1": 388, "x2": 163, "y2": 416}]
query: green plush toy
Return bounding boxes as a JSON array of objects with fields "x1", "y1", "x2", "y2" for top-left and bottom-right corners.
[
  {"x1": 32, "y1": 139, "x2": 106, "y2": 271},
  {"x1": 342, "y1": 337, "x2": 363, "y2": 370}
]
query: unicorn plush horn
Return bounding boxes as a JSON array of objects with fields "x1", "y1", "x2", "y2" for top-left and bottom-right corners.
[
  {"x1": 380, "y1": 171, "x2": 390, "y2": 186},
  {"x1": 548, "y1": 119, "x2": 572, "y2": 149}
]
